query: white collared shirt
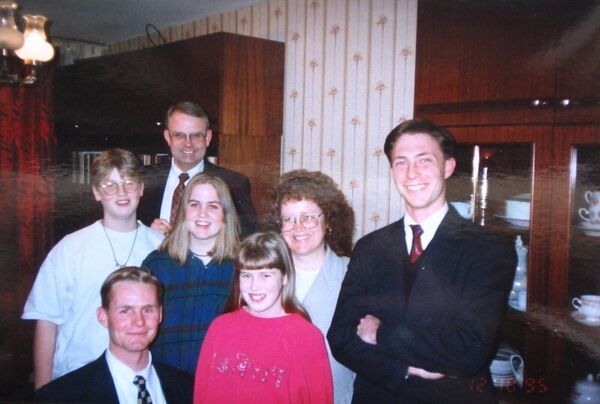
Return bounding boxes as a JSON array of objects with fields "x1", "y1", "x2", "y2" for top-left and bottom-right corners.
[
  {"x1": 404, "y1": 203, "x2": 449, "y2": 254},
  {"x1": 106, "y1": 350, "x2": 167, "y2": 404},
  {"x1": 159, "y1": 158, "x2": 204, "y2": 220}
]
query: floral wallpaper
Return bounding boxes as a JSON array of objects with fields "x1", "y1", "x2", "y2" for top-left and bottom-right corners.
[{"x1": 107, "y1": 0, "x2": 417, "y2": 239}]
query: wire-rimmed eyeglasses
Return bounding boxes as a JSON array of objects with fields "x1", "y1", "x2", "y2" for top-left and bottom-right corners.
[
  {"x1": 99, "y1": 180, "x2": 140, "y2": 195},
  {"x1": 169, "y1": 131, "x2": 208, "y2": 143},
  {"x1": 280, "y1": 212, "x2": 324, "y2": 232}
]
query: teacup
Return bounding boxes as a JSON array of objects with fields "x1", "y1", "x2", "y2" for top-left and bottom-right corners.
[
  {"x1": 584, "y1": 190, "x2": 600, "y2": 206},
  {"x1": 572, "y1": 295, "x2": 600, "y2": 320},
  {"x1": 579, "y1": 204, "x2": 600, "y2": 224}
]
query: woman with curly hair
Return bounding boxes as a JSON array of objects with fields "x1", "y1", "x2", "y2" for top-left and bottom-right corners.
[{"x1": 265, "y1": 169, "x2": 356, "y2": 403}]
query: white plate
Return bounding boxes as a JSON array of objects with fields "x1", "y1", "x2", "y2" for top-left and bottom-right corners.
[
  {"x1": 496, "y1": 215, "x2": 530, "y2": 228},
  {"x1": 571, "y1": 310, "x2": 600, "y2": 327},
  {"x1": 576, "y1": 225, "x2": 600, "y2": 237}
]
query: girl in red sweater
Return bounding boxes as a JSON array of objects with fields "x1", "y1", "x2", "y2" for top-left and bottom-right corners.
[{"x1": 194, "y1": 232, "x2": 333, "y2": 403}]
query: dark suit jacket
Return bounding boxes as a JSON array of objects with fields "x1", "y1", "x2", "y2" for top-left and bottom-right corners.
[
  {"x1": 327, "y1": 208, "x2": 516, "y2": 403},
  {"x1": 138, "y1": 159, "x2": 257, "y2": 236},
  {"x1": 35, "y1": 353, "x2": 193, "y2": 403}
]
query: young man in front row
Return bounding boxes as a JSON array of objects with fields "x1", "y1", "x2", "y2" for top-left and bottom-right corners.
[
  {"x1": 22, "y1": 149, "x2": 162, "y2": 389},
  {"x1": 36, "y1": 267, "x2": 192, "y2": 403},
  {"x1": 328, "y1": 119, "x2": 516, "y2": 403}
]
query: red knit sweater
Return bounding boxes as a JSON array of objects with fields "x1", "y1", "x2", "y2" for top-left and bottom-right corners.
[{"x1": 194, "y1": 308, "x2": 333, "y2": 403}]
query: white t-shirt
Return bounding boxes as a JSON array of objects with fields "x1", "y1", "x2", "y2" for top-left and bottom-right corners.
[
  {"x1": 295, "y1": 267, "x2": 321, "y2": 302},
  {"x1": 22, "y1": 220, "x2": 162, "y2": 379}
]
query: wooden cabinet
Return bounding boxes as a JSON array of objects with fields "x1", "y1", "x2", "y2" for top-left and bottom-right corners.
[
  {"x1": 54, "y1": 32, "x2": 284, "y2": 235},
  {"x1": 416, "y1": 1, "x2": 600, "y2": 402},
  {"x1": 415, "y1": 0, "x2": 600, "y2": 127}
]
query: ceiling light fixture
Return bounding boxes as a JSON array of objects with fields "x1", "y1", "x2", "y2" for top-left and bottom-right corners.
[{"x1": 0, "y1": 0, "x2": 54, "y2": 86}]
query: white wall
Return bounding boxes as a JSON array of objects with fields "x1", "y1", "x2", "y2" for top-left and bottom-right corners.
[{"x1": 108, "y1": 0, "x2": 417, "y2": 238}]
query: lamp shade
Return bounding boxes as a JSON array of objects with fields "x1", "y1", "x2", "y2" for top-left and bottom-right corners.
[
  {"x1": 15, "y1": 14, "x2": 54, "y2": 62},
  {"x1": 0, "y1": 0, "x2": 24, "y2": 50}
]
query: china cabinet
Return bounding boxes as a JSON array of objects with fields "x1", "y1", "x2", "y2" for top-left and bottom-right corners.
[{"x1": 416, "y1": 0, "x2": 600, "y2": 401}]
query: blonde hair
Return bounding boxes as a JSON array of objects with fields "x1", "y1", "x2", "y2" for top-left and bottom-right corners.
[
  {"x1": 159, "y1": 173, "x2": 240, "y2": 264},
  {"x1": 223, "y1": 232, "x2": 309, "y2": 321}
]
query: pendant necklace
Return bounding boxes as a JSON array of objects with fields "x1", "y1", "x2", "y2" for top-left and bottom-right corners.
[{"x1": 102, "y1": 220, "x2": 139, "y2": 268}]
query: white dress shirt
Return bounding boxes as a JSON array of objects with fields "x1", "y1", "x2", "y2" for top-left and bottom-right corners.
[
  {"x1": 159, "y1": 158, "x2": 204, "y2": 220},
  {"x1": 403, "y1": 203, "x2": 449, "y2": 253},
  {"x1": 106, "y1": 350, "x2": 166, "y2": 404}
]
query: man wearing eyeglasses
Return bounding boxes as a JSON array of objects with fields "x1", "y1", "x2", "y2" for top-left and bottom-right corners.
[
  {"x1": 22, "y1": 149, "x2": 162, "y2": 390},
  {"x1": 138, "y1": 101, "x2": 256, "y2": 236}
]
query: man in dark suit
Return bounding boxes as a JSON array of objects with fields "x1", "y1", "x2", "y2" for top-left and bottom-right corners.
[
  {"x1": 36, "y1": 267, "x2": 193, "y2": 403},
  {"x1": 328, "y1": 119, "x2": 516, "y2": 403},
  {"x1": 138, "y1": 101, "x2": 256, "y2": 236}
]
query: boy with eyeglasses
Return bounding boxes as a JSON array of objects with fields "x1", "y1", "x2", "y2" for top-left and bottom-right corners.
[{"x1": 22, "y1": 148, "x2": 162, "y2": 390}]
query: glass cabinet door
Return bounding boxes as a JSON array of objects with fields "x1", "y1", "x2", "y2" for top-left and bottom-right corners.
[
  {"x1": 563, "y1": 138, "x2": 600, "y2": 398},
  {"x1": 449, "y1": 126, "x2": 556, "y2": 400},
  {"x1": 569, "y1": 144, "x2": 600, "y2": 304},
  {"x1": 552, "y1": 127, "x2": 600, "y2": 402},
  {"x1": 448, "y1": 142, "x2": 534, "y2": 314}
]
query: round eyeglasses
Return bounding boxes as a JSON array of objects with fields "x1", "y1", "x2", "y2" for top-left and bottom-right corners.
[
  {"x1": 99, "y1": 180, "x2": 140, "y2": 195},
  {"x1": 280, "y1": 212, "x2": 324, "y2": 232}
]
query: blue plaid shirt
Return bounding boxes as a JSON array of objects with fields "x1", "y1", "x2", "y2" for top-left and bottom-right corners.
[{"x1": 142, "y1": 250, "x2": 234, "y2": 374}]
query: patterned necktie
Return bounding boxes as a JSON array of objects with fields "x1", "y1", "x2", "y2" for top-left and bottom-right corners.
[
  {"x1": 409, "y1": 224, "x2": 424, "y2": 263},
  {"x1": 170, "y1": 172, "x2": 189, "y2": 224},
  {"x1": 133, "y1": 375, "x2": 153, "y2": 404}
]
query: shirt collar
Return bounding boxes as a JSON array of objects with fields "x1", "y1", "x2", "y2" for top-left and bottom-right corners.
[
  {"x1": 106, "y1": 348, "x2": 152, "y2": 380},
  {"x1": 404, "y1": 203, "x2": 449, "y2": 249},
  {"x1": 170, "y1": 158, "x2": 204, "y2": 178}
]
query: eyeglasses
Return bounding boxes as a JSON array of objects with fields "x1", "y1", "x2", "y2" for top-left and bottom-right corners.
[
  {"x1": 99, "y1": 180, "x2": 140, "y2": 195},
  {"x1": 169, "y1": 131, "x2": 208, "y2": 143},
  {"x1": 280, "y1": 212, "x2": 324, "y2": 232}
]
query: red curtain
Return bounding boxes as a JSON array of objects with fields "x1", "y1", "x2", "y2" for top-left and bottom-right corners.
[{"x1": 0, "y1": 72, "x2": 56, "y2": 383}]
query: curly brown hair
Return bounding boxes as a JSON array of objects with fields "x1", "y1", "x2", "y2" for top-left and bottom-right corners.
[{"x1": 264, "y1": 170, "x2": 355, "y2": 257}]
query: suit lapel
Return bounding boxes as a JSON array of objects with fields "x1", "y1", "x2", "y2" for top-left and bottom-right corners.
[
  {"x1": 405, "y1": 210, "x2": 468, "y2": 324},
  {"x1": 93, "y1": 354, "x2": 121, "y2": 403}
]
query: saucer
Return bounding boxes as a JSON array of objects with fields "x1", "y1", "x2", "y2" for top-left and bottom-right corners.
[
  {"x1": 579, "y1": 221, "x2": 600, "y2": 229},
  {"x1": 496, "y1": 214, "x2": 529, "y2": 228},
  {"x1": 577, "y1": 223, "x2": 600, "y2": 237},
  {"x1": 571, "y1": 310, "x2": 600, "y2": 326},
  {"x1": 492, "y1": 375, "x2": 516, "y2": 388}
]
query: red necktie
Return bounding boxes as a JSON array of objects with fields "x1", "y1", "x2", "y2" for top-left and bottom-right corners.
[
  {"x1": 409, "y1": 224, "x2": 424, "y2": 263},
  {"x1": 170, "y1": 172, "x2": 189, "y2": 224}
]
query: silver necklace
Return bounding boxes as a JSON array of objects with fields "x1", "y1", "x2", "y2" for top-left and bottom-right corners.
[{"x1": 102, "y1": 221, "x2": 139, "y2": 268}]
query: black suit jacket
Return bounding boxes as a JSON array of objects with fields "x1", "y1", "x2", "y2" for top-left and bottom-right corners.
[
  {"x1": 35, "y1": 353, "x2": 193, "y2": 403},
  {"x1": 328, "y1": 208, "x2": 516, "y2": 403},
  {"x1": 138, "y1": 159, "x2": 257, "y2": 236}
]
